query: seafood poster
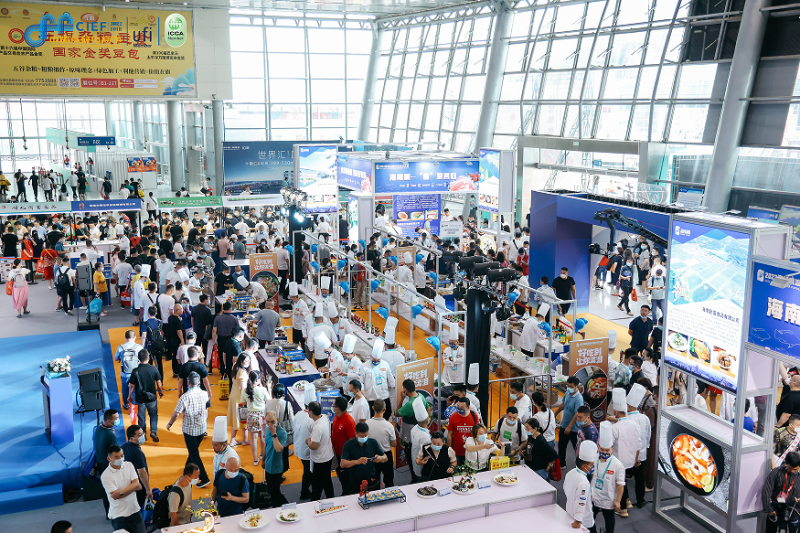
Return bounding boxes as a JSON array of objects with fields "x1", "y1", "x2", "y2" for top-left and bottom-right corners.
[
  {"x1": 569, "y1": 337, "x2": 608, "y2": 427},
  {"x1": 665, "y1": 220, "x2": 750, "y2": 392},
  {"x1": 658, "y1": 417, "x2": 731, "y2": 511},
  {"x1": 748, "y1": 260, "x2": 800, "y2": 357},
  {"x1": 478, "y1": 149, "x2": 500, "y2": 213},
  {"x1": 393, "y1": 194, "x2": 440, "y2": 237},
  {"x1": 373, "y1": 159, "x2": 479, "y2": 194},
  {"x1": 249, "y1": 252, "x2": 279, "y2": 303},
  {"x1": 337, "y1": 155, "x2": 372, "y2": 193}
]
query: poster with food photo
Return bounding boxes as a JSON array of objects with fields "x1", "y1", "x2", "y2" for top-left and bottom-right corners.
[{"x1": 570, "y1": 337, "x2": 609, "y2": 427}]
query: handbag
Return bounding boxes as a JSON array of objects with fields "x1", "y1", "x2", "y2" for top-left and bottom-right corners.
[
  {"x1": 129, "y1": 403, "x2": 139, "y2": 425},
  {"x1": 6, "y1": 279, "x2": 12, "y2": 295},
  {"x1": 280, "y1": 399, "x2": 294, "y2": 446},
  {"x1": 211, "y1": 345, "x2": 220, "y2": 369},
  {"x1": 238, "y1": 402, "x2": 249, "y2": 423},
  {"x1": 219, "y1": 374, "x2": 229, "y2": 400},
  {"x1": 36, "y1": 260, "x2": 45, "y2": 274},
  {"x1": 631, "y1": 288, "x2": 638, "y2": 302},
  {"x1": 203, "y1": 323, "x2": 213, "y2": 341},
  {"x1": 548, "y1": 458, "x2": 562, "y2": 482}
]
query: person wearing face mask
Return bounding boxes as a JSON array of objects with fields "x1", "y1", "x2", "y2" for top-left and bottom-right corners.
[
  {"x1": 617, "y1": 257, "x2": 635, "y2": 316},
  {"x1": 166, "y1": 372, "x2": 211, "y2": 489},
  {"x1": 121, "y1": 424, "x2": 151, "y2": 510},
  {"x1": 409, "y1": 399, "x2": 433, "y2": 480},
  {"x1": 340, "y1": 334, "x2": 362, "y2": 397},
  {"x1": 167, "y1": 463, "x2": 200, "y2": 526},
  {"x1": 340, "y1": 421, "x2": 389, "y2": 494},
  {"x1": 551, "y1": 267, "x2": 576, "y2": 315},
  {"x1": 93, "y1": 409, "x2": 121, "y2": 483},
  {"x1": 610, "y1": 388, "x2": 641, "y2": 515},
  {"x1": 554, "y1": 376, "x2": 583, "y2": 466},
  {"x1": 417, "y1": 430, "x2": 457, "y2": 481},
  {"x1": 442, "y1": 323, "x2": 465, "y2": 385},
  {"x1": 624, "y1": 384, "x2": 650, "y2": 510},
  {"x1": 494, "y1": 406, "x2": 524, "y2": 460},
  {"x1": 592, "y1": 422, "x2": 626, "y2": 528},
  {"x1": 535, "y1": 276, "x2": 557, "y2": 321},
  {"x1": 519, "y1": 311, "x2": 545, "y2": 358},
  {"x1": 509, "y1": 381, "x2": 532, "y2": 423},
  {"x1": 211, "y1": 416, "x2": 240, "y2": 478},
  {"x1": 567, "y1": 406, "x2": 599, "y2": 459},
  {"x1": 447, "y1": 397, "x2": 479, "y2": 465},
  {"x1": 101, "y1": 445, "x2": 145, "y2": 532},
  {"x1": 565, "y1": 441, "x2": 598, "y2": 530},
  {"x1": 521, "y1": 417, "x2": 558, "y2": 480},
  {"x1": 464, "y1": 423, "x2": 503, "y2": 472}
]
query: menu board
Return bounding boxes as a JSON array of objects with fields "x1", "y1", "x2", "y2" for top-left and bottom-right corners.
[
  {"x1": 337, "y1": 155, "x2": 372, "y2": 192},
  {"x1": 374, "y1": 159, "x2": 478, "y2": 194},
  {"x1": 393, "y1": 195, "x2": 440, "y2": 237},
  {"x1": 479, "y1": 149, "x2": 500, "y2": 213},
  {"x1": 664, "y1": 220, "x2": 750, "y2": 392},
  {"x1": 295, "y1": 144, "x2": 338, "y2": 213},
  {"x1": 348, "y1": 195, "x2": 359, "y2": 245},
  {"x1": 569, "y1": 338, "x2": 608, "y2": 427},
  {"x1": 748, "y1": 260, "x2": 800, "y2": 357},
  {"x1": 249, "y1": 252, "x2": 280, "y2": 303}
]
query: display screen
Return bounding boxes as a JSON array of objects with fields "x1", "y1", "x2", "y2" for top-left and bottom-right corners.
[
  {"x1": 374, "y1": 159, "x2": 479, "y2": 194},
  {"x1": 393, "y1": 194, "x2": 440, "y2": 237},
  {"x1": 348, "y1": 195, "x2": 359, "y2": 245},
  {"x1": 296, "y1": 145, "x2": 338, "y2": 213},
  {"x1": 222, "y1": 141, "x2": 294, "y2": 203},
  {"x1": 747, "y1": 207, "x2": 779, "y2": 224},
  {"x1": 664, "y1": 221, "x2": 750, "y2": 392},
  {"x1": 748, "y1": 261, "x2": 800, "y2": 357},
  {"x1": 337, "y1": 156, "x2": 372, "y2": 192},
  {"x1": 479, "y1": 149, "x2": 500, "y2": 213}
]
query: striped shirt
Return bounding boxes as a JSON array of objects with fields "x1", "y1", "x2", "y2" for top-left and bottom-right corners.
[{"x1": 174, "y1": 386, "x2": 208, "y2": 436}]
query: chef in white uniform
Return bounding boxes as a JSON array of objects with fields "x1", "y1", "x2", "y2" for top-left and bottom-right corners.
[
  {"x1": 414, "y1": 254, "x2": 427, "y2": 293},
  {"x1": 442, "y1": 322, "x2": 465, "y2": 385},
  {"x1": 211, "y1": 416, "x2": 240, "y2": 478},
  {"x1": 396, "y1": 252, "x2": 414, "y2": 291},
  {"x1": 466, "y1": 363, "x2": 481, "y2": 413},
  {"x1": 318, "y1": 331, "x2": 345, "y2": 390},
  {"x1": 606, "y1": 331, "x2": 618, "y2": 399},
  {"x1": 359, "y1": 338, "x2": 396, "y2": 418},
  {"x1": 307, "y1": 304, "x2": 335, "y2": 367},
  {"x1": 625, "y1": 384, "x2": 651, "y2": 510},
  {"x1": 328, "y1": 301, "x2": 353, "y2": 347},
  {"x1": 409, "y1": 399, "x2": 432, "y2": 479},
  {"x1": 381, "y1": 317, "x2": 405, "y2": 377},
  {"x1": 238, "y1": 278, "x2": 268, "y2": 305},
  {"x1": 340, "y1": 334, "x2": 362, "y2": 397},
  {"x1": 289, "y1": 281, "x2": 310, "y2": 342},
  {"x1": 319, "y1": 276, "x2": 333, "y2": 308},
  {"x1": 610, "y1": 388, "x2": 641, "y2": 510},
  {"x1": 519, "y1": 314, "x2": 545, "y2": 357},
  {"x1": 592, "y1": 421, "x2": 626, "y2": 526},
  {"x1": 564, "y1": 440, "x2": 598, "y2": 530}
]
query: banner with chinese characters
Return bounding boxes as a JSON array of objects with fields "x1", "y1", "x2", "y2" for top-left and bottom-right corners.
[
  {"x1": 249, "y1": 252, "x2": 280, "y2": 303},
  {"x1": 0, "y1": 201, "x2": 71, "y2": 215},
  {"x1": 0, "y1": 3, "x2": 195, "y2": 97},
  {"x1": 569, "y1": 337, "x2": 608, "y2": 427},
  {"x1": 748, "y1": 260, "x2": 800, "y2": 358},
  {"x1": 126, "y1": 156, "x2": 156, "y2": 173},
  {"x1": 394, "y1": 358, "x2": 436, "y2": 469},
  {"x1": 157, "y1": 196, "x2": 222, "y2": 209}
]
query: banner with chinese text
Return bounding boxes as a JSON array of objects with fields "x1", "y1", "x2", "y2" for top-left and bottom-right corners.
[
  {"x1": 0, "y1": 3, "x2": 195, "y2": 97},
  {"x1": 569, "y1": 337, "x2": 609, "y2": 427},
  {"x1": 394, "y1": 358, "x2": 435, "y2": 468},
  {"x1": 249, "y1": 252, "x2": 280, "y2": 303}
]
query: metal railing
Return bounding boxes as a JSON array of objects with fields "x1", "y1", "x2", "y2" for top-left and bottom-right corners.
[{"x1": 486, "y1": 373, "x2": 556, "y2": 428}]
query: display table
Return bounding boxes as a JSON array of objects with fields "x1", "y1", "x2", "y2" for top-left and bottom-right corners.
[
  {"x1": 65, "y1": 239, "x2": 120, "y2": 263},
  {"x1": 162, "y1": 466, "x2": 555, "y2": 533},
  {"x1": 255, "y1": 348, "x2": 320, "y2": 390},
  {"x1": 416, "y1": 506, "x2": 575, "y2": 533}
]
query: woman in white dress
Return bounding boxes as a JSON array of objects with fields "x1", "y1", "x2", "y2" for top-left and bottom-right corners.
[{"x1": 9, "y1": 258, "x2": 30, "y2": 317}]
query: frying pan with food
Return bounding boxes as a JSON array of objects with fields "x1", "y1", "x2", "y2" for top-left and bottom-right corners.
[
  {"x1": 575, "y1": 367, "x2": 608, "y2": 410},
  {"x1": 666, "y1": 424, "x2": 724, "y2": 496}
]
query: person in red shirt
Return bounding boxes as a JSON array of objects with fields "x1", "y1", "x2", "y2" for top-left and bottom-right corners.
[
  {"x1": 331, "y1": 396, "x2": 356, "y2": 495},
  {"x1": 447, "y1": 397, "x2": 479, "y2": 465}
]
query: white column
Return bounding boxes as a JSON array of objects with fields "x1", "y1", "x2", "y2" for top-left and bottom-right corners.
[
  {"x1": 212, "y1": 99, "x2": 224, "y2": 194},
  {"x1": 166, "y1": 100, "x2": 184, "y2": 191},
  {"x1": 357, "y1": 25, "x2": 384, "y2": 142}
]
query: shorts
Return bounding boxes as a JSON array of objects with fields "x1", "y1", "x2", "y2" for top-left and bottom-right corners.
[{"x1": 595, "y1": 265, "x2": 607, "y2": 278}]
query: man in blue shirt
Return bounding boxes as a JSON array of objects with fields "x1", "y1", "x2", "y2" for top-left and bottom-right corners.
[
  {"x1": 628, "y1": 305, "x2": 653, "y2": 354},
  {"x1": 212, "y1": 457, "x2": 250, "y2": 517},
  {"x1": 263, "y1": 410, "x2": 289, "y2": 506},
  {"x1": 554, "y1": 376, "x2": 583, "y2": 466}
]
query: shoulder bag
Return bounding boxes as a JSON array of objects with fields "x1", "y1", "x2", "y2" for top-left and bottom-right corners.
[{"x1": 280, "y1": 399, "x2": 294, "y2": 446}]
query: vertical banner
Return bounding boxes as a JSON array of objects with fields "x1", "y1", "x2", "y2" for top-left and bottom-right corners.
[
  {"x1": 392, "y1": 194, "x2": 440, "y2": 237},
  {"x1": 570, "y1": 338, "x2": 609, "y2": 427},
  {"x1": 394, "y1": 358, "x2": 436, "y2": 468},
  {"x1": 478, "y1": 149, "x2": 500, "y2": 213},
  {"x1": 295, "y1": 144, "x2": 338, "y2": 213},
  {"x1": 249, "y1": 252, "x2": 280, "y2": 303}
]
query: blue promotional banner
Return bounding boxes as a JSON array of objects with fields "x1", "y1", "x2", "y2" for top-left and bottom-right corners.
[
  {"x1": 348, "y1": 195, "x2": 359, "y2": 244},
  {"x1": 222, "y1": 141, "x2": 294, "y2": 201},
  {"x1": 747, "y1": 207, "x2": 780, "y2": 224},
  {"x1": 478, "y1": 149, "x2": 500, "y2": 212},
  {"x1": 337, "y1": 155, "x2": 373, "y2": 192},
  {"x1": 78, "y1": 136, "x2": 115, "y2": 147},
  {"x1": 72, "y1": 199, "x2": 142, "y2": 212},
  {"x1": 393, "y1": 194, "x2": 440, "y2": 237},
  {"x1": 374, "y1": 159, "x2": 479, "y2": 194},
  {"x1": 296, "y1": 145, "x2": 338, "y2": 213},
  {"x1": 664, "y1": 220, "x2": 750, "y2": 392},
  {"x1": 749, "y1": 261, "x2": 800, "y2": 356},
  {"x1": 317, "y1": 390, "x2": 341, "y2": 419}
]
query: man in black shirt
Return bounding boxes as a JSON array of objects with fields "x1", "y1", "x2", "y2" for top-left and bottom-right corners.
[
  {"x1": 145, "y1": 249, "x2": 158, "y2": 283},
  {"x1": 121, "y1": 424, "x2": 151, "y2": 507},
  {"x1": 215, "y1": 265, "x2": 234, "y2": 296},
  {"x1": 30, "y1": 170, "x2": 39, "y2": 201},
  {"x1": 212, "y1": 303, "x2": 239, "y2": 377},
  {"x1": 166, "y1": 304, "x2": 186, "y2": 377},
  {"x1": 778, "y1": 376, "x2": 800, "y2": 427},
  {"x1": 340, "y1": 422, "x2": 388, "y2": 494},
  {"x1": 2, "y1": 225, "x2": 18, "y2": 257},
  {"x1": 551, "y1": 267, "x2": 576, "y2": 315},
  {"x1": 178, "y1": 343, "x2": 211, "y2": 399},
  {"x1": 191, "y1": 294, "x2": 213, "y2": 358},
  {"x1": 128, "y1": 350, "x2": 163, "y2": 442},
  {"x1": 15, "y1": 170, "x2": 26, "y2": 202},
  {"x1": 169, "y1": 223, "x2": 184, "y2": 242}
]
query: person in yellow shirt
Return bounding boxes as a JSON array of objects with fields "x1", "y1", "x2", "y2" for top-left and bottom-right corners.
[{"x1": 93, "y1": 263, "x2": 109, "y2": 317}]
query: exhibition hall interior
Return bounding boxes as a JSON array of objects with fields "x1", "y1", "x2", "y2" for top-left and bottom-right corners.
[{"x1": 3, "y1": 0, "x2": 800, "y2": 533}]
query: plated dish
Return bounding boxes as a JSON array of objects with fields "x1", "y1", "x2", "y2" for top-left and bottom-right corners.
[
  {"x1": 417, "y1": 486, "x2": 438, "y2": 498},
  {"x1": 293, "y1": 380, "x2": 309, "y2": 390},
  {"x1": 240, "y1": 512, "x2": 269, "y2": 529},
  {"x1": 313, "y1": 504, "x2": 349, "y2": 516},
  {"x1": 690, "y1": 338, "x2": 711, "y2": 363},
  {"x1": 715, "y1": 348, "x2": 735, "y2": 370},
  {"x1": 668, "y1": 331, "x2": 688, "y2": 352},
  {"x1": 277, "y1": 510, "x2": 304, "y2": 523},
  {"x1": 493, "y1": 473, "x2": 518, "y2": 486},
  {"x1": 671, "y1": 434, "x2": 718, "y2": 494}
]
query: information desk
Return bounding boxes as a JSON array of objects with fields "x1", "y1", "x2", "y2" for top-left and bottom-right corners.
[
  {"x1": 162, "y1": 466, "x2": 556, "y2": 533},
  {"x1": 255, "y1": 348, "x2": 320, "y2": 390}
]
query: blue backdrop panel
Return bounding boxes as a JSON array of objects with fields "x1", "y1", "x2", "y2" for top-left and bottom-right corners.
[{"x1": 0, "y1": 331, "x2": 122, "y2": 496}]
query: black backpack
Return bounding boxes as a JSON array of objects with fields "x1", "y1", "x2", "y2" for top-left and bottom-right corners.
[
  {"x1": 214, "y1": 467, "x2": 254, "y2": 511},
  {"x1": 56, "y1": 266, "x2": 71, "y2": 290},
  {"x1": 152, "y1": 485, "x2": 184, "y2": 528},
  {"x1": 146, "y1": 321, "x2": 167, "y2": 354}
]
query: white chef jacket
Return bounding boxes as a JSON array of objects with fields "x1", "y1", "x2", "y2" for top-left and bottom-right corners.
[
  {"x1": 302, "y1": 314, "x2": 314, "y2": 341},
  {"x1": 382, "y1": 349, "x2": 405, "y2": 378},
  {"x1": 359, "y1": 360, "x2": 395, "y2": 401},
  {"x1": 307, "y1": 323, "x2": 336, "y2": 361},
  {"x1": 612, "y1": 418, "x2": 641, "y2": 469},
  {"x1": 414, "y1": 263, "x2": 427, "y2": 288},
  {"x1": 292, "y1": 410, "x2": 313, "y2": 460},
  {"x1": 519, "y1": 319, "x2": 544, "y2": 353},
  {"x1": 330, "y1": 318, "x2": 354, "y2": 344},
  {"x1": 212, "y1": 445, "x2": 240, "y2": 478},
  {"x1": 327, "y1": 349, "x2": 346, "y2": 388},
  {"x1": 628, "y1": 410, "x2": 651, "y2": 461},
  {"x1": 513, "y1": 393, "x2": 532, "y2": 424},
  {"x1": 133, "y1": 277, "x2": 146, "y2": 310},
  {"x1": 591, "y1": 455, "x2": 626, "y2": 510},
  {"x1": 410, "y1": 425, "x2": 432, "y2": 477},
  {"x1": 292, "y1": 299, "x2": 310, "y2": 330},
  {"x1": 396, "y1": 265, "x2": 413, "y2": 286},
  {"x1": 342, "y1": 355, "x2": 363, "y2": 396},
  {"x1": 564, "y1": 468, "x2": 594, "y2": 528},
  {"x1": 442, "y1": 345, "x2": 465, "y2": 385},
  {"x1": 250, "y1": 282, "x2": 268, "y2": 304}
]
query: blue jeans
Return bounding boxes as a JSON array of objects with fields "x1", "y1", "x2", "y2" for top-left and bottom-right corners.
[
  {"x1": 651, "y1": 298, "x2": 665, "y2": 321},
  {"x1": 120, "y1": 372, "x2": 132, "y2": 406},
  {"x1": 111, "y1": 511, "x2": 146, "y2": 533},
  {"x1": 535, "y1": 469, "x2": 549, "y2": 481}
]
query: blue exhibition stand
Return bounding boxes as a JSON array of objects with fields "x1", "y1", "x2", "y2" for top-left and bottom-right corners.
[{"x1": 41, "y1": 372, "x2": 74, "y2": 445}]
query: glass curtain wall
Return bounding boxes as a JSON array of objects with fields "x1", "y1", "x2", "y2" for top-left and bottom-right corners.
[{"x1": 227, "y1": 12, "x2": 373, "y2": 142}]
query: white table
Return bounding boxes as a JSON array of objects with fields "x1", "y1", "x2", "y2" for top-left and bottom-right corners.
[{"x1": 416, "y1": 505, "x2": 576, "y2": 533}]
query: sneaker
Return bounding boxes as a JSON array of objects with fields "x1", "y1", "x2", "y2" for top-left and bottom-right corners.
[
  {"x1": 645, "y1": 487, "x2": 654, "y2": 493},
  {"x1": 79, "y1": 306, "x2": 86, "y2": 310},
  {"x1": 150, "y1": 433, "x2": 159, "y2": 443},
  {"x1": 197, "y1": 479, "x2": 211, "y2": 489},
  {"x1": 626, "y1": 500, "x2": 633, "y2": 509},
  {"x1": 615, "y1": 509, "x2": 629, "y2": 518}
]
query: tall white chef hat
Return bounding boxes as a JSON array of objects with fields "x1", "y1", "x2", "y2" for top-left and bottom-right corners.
[
  {"x1": 342, "y1": 334, "x2": 357, "y2": 353},
  {"x1": 385, "y1": 328, "x2": 396, "y2": 345},
  {"x1": 328, "y1": 302, "x2": 339, "y2": 320},
  {"x1": 236, "y1": 276, "x2": 250, "y2": 289},
  {"x1": 467, "y1": 363, "x2": 479, "y2": 386},
  {"x1": 598, "y1": 421, "x2": 614, "y2": 449},
  {"x1": 578, "y1": 440, "x2": 598, "y2": 462},
  {"x1": 314, "y1": 303, "x2": 325, "y2": 318},
  {"x1": 212, "y1": 416, "x2": 228, "y2": 443},
  {"x1": 612, "y1": 387, "x2": 627, "y2": 412},
  {"x1": 384, "y1": 317, "x2": 399, "y2": 344},
  {"x1": 413, "y1": 397, "x2": 429, "y2": 423},
  {"x1": 304, "y1": 383, "x2": 317, "y2": 405},
  {"x1": 404, "y1": 252, "x2": 413, "y2": 264},
  {"x1": 372, "y1": 338, "x2": 385, "y2": 360},
  {"x1": 627, "y1": 383, "x2": 646, "y2": 409},
  {"x1": 434, "y1": 294, "x2": 446, "y2": 309},
  {"x1": 449, "y1": 321, "x2": 459, "y2": 340},
  {"x1": 607, "y1": 330, "x2": 617, "y2": 350},
  {"x1": 320, "y1": 276, "x2": 331, "y2": 291},
  {"x1": 288, "y1": 282, "x2": 299, "y2": 297},
  {"x1": 315, "y1": 332, "x2": 332, "y2": 350}
]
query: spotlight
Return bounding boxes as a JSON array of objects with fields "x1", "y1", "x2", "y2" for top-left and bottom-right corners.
[
  {"x1": 293, "y1": 212, "x2": 305, "y2": 223},
  {"x1": 496, "y1": 305, "x2": 512, "y2": 321},
  {"x1": 589, "y1": 243, "x2": 601, "y2": 254},
  {"x1": 457, "y1": 255, "x2": 486, "y2": 271},
  {"x1": 473, "y1": 261, "x2": 500, "y2": 277},
  {"x1": 487, "y1": 268, "x2": 519, "y2": 283}
]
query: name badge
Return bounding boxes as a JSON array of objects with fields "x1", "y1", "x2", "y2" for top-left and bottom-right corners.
[{"x1": 594, "y1": 479, "x2": 604, "y2": 490}]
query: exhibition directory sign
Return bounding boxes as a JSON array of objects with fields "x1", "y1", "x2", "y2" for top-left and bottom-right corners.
[
  {"x1": 748, "y1": 260, "x2": 800, "y2": 358},
  {"x1": 393, "y1": 194, "x2": 440, "y2": 237},
  {"x1": 373, "y1": 159, "x2": 478, "y2": 194},
  {"x1": 664, "y1": 220, "x2": 750, "y2": 392},
  {"x1": 337, "y1": 155, "x2": 372, "y2": 193},
  {"x1": 295, "y1": 144, "x2": 338, "y2": 213}
]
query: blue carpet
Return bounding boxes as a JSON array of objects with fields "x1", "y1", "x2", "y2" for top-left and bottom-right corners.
[{"x1": 0, "y1": 331, "x2": 123, "y2": 495}]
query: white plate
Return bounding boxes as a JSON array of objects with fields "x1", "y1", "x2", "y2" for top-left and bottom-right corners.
[
  {"x1": 451, "y1": 484, "x2": 478, "y2": 496},
  {"x1": 276, "y1": 510, "x2": 304, "y2": 523},
  {"x1": 292, "y1": 380, "x2": 309, "y2": 390},
  {"x1": 239, "y1": 513, "x2": 270, "y2": 529},
  {"x1": 493, "y1": 475, "x2": 519, "y2": 487},
  {"x1": 416, "y1": 488, "x2": 439, "y2": 499}
]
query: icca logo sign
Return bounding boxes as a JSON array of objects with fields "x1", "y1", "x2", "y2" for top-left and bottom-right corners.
[{"x1": 164, "y1": 13, "x2": 187, "y2": 48}]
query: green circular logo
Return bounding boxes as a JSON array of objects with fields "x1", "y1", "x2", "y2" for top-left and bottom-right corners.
[{"x1": 164, "y1": 13, "x2": 187, "y2": 48}]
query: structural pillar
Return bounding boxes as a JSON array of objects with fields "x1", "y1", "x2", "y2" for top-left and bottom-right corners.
[
  {"x1": 104, "y1": 101, "x2": 114, "y2": 137},
  {"x1": 702, "y1": 0, "x2": 771, "y2": 213},
  {"x1": 212, "y1": 99, "x2": 225, "y2": 195},
  {"x1": 357, "y1": 25, "x2": 384, "y2": 142},
  {"x1": 166, "y1": 99, "x2": 184, "y2": 191},
  {"x1": 133, "y1": 101, "x2": 145, "y2": 151}
]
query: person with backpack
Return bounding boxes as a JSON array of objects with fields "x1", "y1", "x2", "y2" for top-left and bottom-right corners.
[
  {"x1": 153, "y1": 463, "x2": 199, "y2": 528},
  {"x1": 211, "y1": 456, "x2": 250, "y2": 517},
  {"x1": 114, "y1": 330, "x2": 143, "y2": 411},
  {"x1": 8, "y1": 258, "x2": 30, "y2": 318},
  {"x1": 54, "y1": 256, "x2": 75, "y2": 315},
  {"x1": 127, "y1": 350, "x2": 163, "y2": 443},
  {"x1": 141, "y1": 305, "x2": 167, "y2": 379}
]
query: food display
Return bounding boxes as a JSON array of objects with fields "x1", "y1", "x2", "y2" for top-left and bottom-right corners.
[
  {"x1": 451, "y1": 473, "x2": 477, "y2": 495},
  {"x1": 715, "y1": 348, "x2": 735, "y2": 371},
  {"x1": 313, "y1": 504, "x2": 349, "y2": 516},
  {"x1": 493, "y1": 473, "x2": 519, "y2": 486},
  {"x1": 416, "y1": 486, "x2": 438, "y2": 498},
  {"x1": 239, "y1": 512, "x2": 269, "y2": 529},
  {"x1": 690, "y1": 338, "x2": 711, "y2": 364},
  {"x1": 293, "y1": 380, "x2": 310, "y2": 391},
  {"x1": 585, "y1": 375, "x2": 607, "y2": 400},
  {"x1": 358, "y1": 488, "x2": 406, "y2": 509},
  {"x1": 277, "y1": 509, "x2": 304, "y2": 523},
  {"x1": 670, "y1": 434, "x2": 718, "y2": 494},
  {"x1": 667, "y1": 331, "x2": 688, "y2": 352},
  {"x1": 251, "y1": 270, "x2": 281, "y2": 299}
]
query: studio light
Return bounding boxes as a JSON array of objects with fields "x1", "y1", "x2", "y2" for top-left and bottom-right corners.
[
  {"x1": 473, "y1": 261, "x2": 500, "y2": 277},
  {"x1": 457, "y1": 255, "x2": 486, "y2": 272},
  {"x1": 294, "y1": 212, "x2": 306, "y2": 223},
  {"x1": 487, "y1": 268, "x2": 519, "y2": 283},
  {"x1": 496, "y1": 305, "x2": 512, "y2": 321}
]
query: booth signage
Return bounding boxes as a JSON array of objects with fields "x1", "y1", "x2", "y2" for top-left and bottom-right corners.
[
  {"x1": 569, "y1": 337, "x2": 608, "y2": 427},
  {"x1": 478, "y1": 149, "x2": 500, "y2": 213},
  {"x1": 77, "y1": 136, "x2": 115, "y2": 147},
  {"x1": 676, "y1": 187, "x2": 704, "y2": 208},
  {"x1": 395, "y1": 358, "x2": 436, "y2": 468},
  {"x1": 72, "y1": 199, "x2": 142, "y2": 211},
  {"x1": 337, "y1": 155, "x2": 372, "y2": 192},
  {"x1": 374, "y1": 159, "x2": 478, "y2": 194},
  {"x1": 392, "y1": 194, "x2": 440, "y2": 237},
  {"x1": 157, "y1": 196, "x2": 222, "y2": 208},
  {"x1": 222, "y1": 141, "x2": 293, "y2": 203},
  {"x1": 296, "y1": 144, "x2": 338, "y2": 214},
  {"x1": 318, "y1": 390, "x2": 341, "y2": 419},
  {"x1": 746, "y1": 207, "x2": 779, "y2": 224},
  {"x1": 0, "y1": 3, "x2": 196, "y2": 97},
  {"x1": 665, "y1": 220, "x2": 750, "y2": 392},
  {"x1": 347, "y1": 195, "x2": 359, "y2": 244},
  {"x1": 440, "y1": 220, "x2": 463, "y2": 240},
  {"x1": 126, "y1": 156, "x2": 156, "y2": 173},
  {"x1": 249, "y1": 252, "x2": 280, "y2": 302},
  {"x1": 748, "y1": 261, "x2": 800, "y2": 357},
  {"x1": 0, "y1": 201, "x2": 71, "y2": 215}
]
